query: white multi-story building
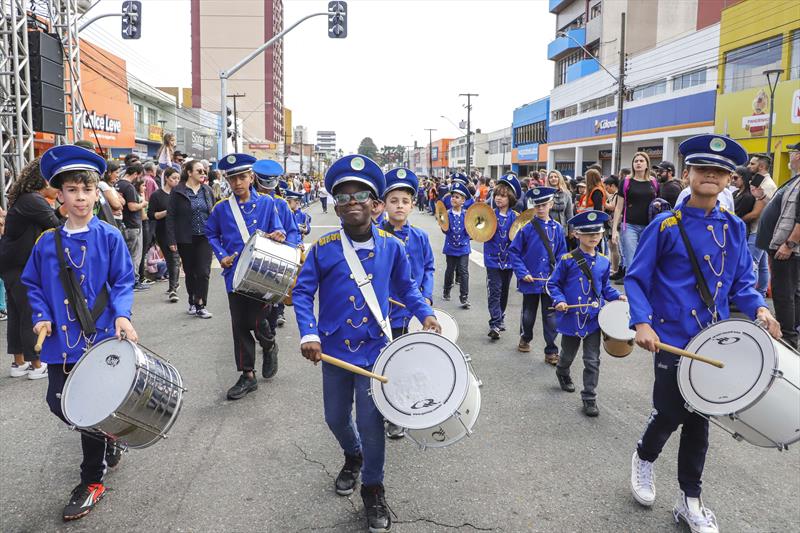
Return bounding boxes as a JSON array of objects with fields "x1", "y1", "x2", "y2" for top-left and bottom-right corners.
[
  {"x1": 485, "y1": 127, "x2": 513, "y2": 180},
  {"x1": 316, "y1": 130, "x2": 336, "y2": 155},
  {"x1": 448, "y1": 130, "x2": 489, "y2": 177}
]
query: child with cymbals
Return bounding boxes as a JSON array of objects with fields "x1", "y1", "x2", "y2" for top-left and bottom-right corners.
[{"x1": 441, "y1": 182, "x2": 472, "y2": 309}]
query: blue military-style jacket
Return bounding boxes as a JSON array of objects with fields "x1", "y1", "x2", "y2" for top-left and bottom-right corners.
[
  {"x1": 294, "y1": 210, "x2": 311, "y2": 236},
  {"x1": 292, "y1": 225, "x2": 434, "y2": 367},
  {"x1": 625, "y1": 199, "x2": 765, "y2": 349},
  {"x1": 382, "y1": 222, "x2": 435, "y2": 329},
  {"x1": 205, "y1": 190, "x2": 285, "y2": 293},
  {"x1": 509, "y1": 217, "x2": 567, "y2": 294},
  {"x1": 483, "y1": 208, "x2": 518, "y2": 270},
  {"x1": 442, "y1": 208, "x2": 471, "y2": 256},
  {"x1": 21, "y1": 218, "x2": 135, "y2": 364},
  {"x1": 547, "y1": 250, "x2": 622, "y2": 337}
]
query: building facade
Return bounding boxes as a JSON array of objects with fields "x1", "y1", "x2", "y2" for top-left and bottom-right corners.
[
  {"x1": 448, "y1": 131, "x2": 489, "y2": 177},
  {"x1": 430, "y1": 138, "x2": 452, "y2": 178},
  {"x1": 316, "y1": 130, "x2": 336, "y2": 155},
  {"x1": 485, "y1": 127, "x2": 513, "y2": 180},
  {"x1": 512, "y1": 97, "x2": 549, "y2": 178},
  {"x1": 128, "y1": 76, "x2": 178, "y2": 160}
]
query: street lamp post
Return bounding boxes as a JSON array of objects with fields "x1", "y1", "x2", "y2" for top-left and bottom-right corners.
[
  {"x1": 763, "y1": 68, "x2": 784, "y2": 162},
  {"x1": 425, "y1": 128, "x2": 437, "y2": 177},
  {"x1": 501, "y1": 140, "x2": 509, "y2": 177}
]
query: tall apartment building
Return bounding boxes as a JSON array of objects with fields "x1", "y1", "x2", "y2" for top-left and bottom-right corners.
[
  {"x1": 316, "y1": 130, "x2": 337, "y2": 155},
  {"x1": 191, "y1": 0, "x2": 284, "y2": 150},
  {"x1": 546, "y1": 0, "x2": 734, "y2": 176}
]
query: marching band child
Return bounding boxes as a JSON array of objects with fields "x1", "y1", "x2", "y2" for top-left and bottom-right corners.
[
  {"x1": 547, "y1": 210, "x2": 625, "y2": 417},
  {"x1": 293, "y1": 155, "x2": 440, "y2": 533},
  {"x1": 441, "y1": 182, "x2": 472, "y2": 309},
  {"x1": 285, "y1": 190, "x2": 312, "y2": 237},
  {"x1": 626, "y1": 135, "x2": 781, "y2": 533},
  {"x1": 206, "y1": 154, "x2": 286, "y2": 400},
  {"x1": 484, "y1": 173, "x2": 520, "y2": 339},
  {"x1": 22, "y1": 145, "x2": 137, "y2": 521},
  {"x1": 509, "y1": 186, "x2": 566, "y2": 362}
]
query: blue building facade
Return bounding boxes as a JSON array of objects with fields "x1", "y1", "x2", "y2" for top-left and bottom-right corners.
[{"x1": 511, "y1": 97, "x2": 549, "y2": 177}]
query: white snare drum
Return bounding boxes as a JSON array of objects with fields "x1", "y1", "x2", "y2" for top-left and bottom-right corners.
[
  {"x1": 406, "y1": 373, "x2": 481, "y2": 449},
  {"x1": 233, "y1": 231, "x2": 302, "y2": 304},
  {"x1": 678, "y1": 319, "x2": 800, "y2": 450},
  {"x1": 62, "y1": 338, "x2": 185, "y2": 449},
  {"x1": 598, "y1": 300, "x2": 635, "y2": 357},
  {"x1": 408, "y1": 308, "x2": 459, "y2": 343},
  {"x1": 371, "y1": 331, "x2": 469, "y2": 430}
]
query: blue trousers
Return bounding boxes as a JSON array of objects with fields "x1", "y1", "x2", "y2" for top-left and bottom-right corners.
[
  {"x1": 520, "y1": 292, "x2": 558, "y2": 355},
  {"x1": 322, "y1": 362, "x2": 385, "y2": 486},
  {"x1": 486, "y1": 268, "x2": 512, "y2": 328},
  {"x1": 637, "y1": 351, "x2": 709, "y2": 497},
  {"x1": 747, "y1": 232, "x2": 770, "y2": 297}
]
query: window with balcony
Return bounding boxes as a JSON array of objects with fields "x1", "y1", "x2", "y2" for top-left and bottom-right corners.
[
  {"x1": 630, "y1": 79, "x2": 667, "y2": 100},
  {"x1": 147, "y1": 108, "x2": 158, "y2": 125},
  {"x1": 723, "y1": 35, "x2": 783, "y2": 93},
  {"x1": 558, "y1": 14, "x2": 585, "y2": 33},
  {"x1": 791, "y1": 30, "x2": 799, "y2": 80},
  {"x1": 672, "y1": 68, "x2": 707, "y2": 91},
  {"x1": 555, "y1": 50, "x2": 582, "y2": 86},
  {"x1": 514, "y1": 121, "x2": 547, "y2": 145},
  {"x1": 551, "y1": 105, "x2": 578, "y2": 122},
  {"x1": 580, "y1": 93, "x2": 615, "y2": 113},
  {"x1": 134, "y1": 103, "x2": 143, "y2": 125},
  {"x1": 590, "y1": 2, "x2": 602, "y2": 20}
]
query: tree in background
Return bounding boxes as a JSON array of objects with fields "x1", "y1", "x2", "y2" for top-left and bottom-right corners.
[
  {"x1": 357, "y1": 137, "x2": 379, "y2": 161},
  {"x1": 376, "y1": 145, "x2": 406, "y2": 167}
]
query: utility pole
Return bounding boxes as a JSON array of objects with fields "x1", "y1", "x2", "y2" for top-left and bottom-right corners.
[
  {"x1": 299, "y1": 129, "x2": 304, "y2": 175},
  {"x1": 227, "y1": 93, "x2": 245, "y2": 152},
  {"x1": 425, "y1": 128, "x2": 437, "y2": 176},
  {"x1": 613, "y1": 12, "x2": 626, "y2": 175},
  {"x1": 459, "y1": 93, "x2": 478, "y2": 178}
]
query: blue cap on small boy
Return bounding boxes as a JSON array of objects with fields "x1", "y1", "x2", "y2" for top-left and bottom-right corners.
[
  {"x1": 384, "y1": 168, "x2": 419, "y2": 197},
  {"x1": 450, "y1": 172, "x2": 469, "y2": 185},
  {"x1": 218, "y1": 153, "x2": 256, "y2": 176},
  {"x1": 284, "y1": 190, "x2": 303, "y2": 200},
  {"x1": 450, "y1": 182, "x2": 471, "y2": 199},
  {"x1": 497, "y1": 173, "x2": 522, "y2": 199},
  {"x1": 569, "y1": 210, "x2": 609, "y2": 234},
  {"x1": 525, "y1": 186, "x2": 556, "y2": 207},
  {"x1": 679, "y1": 134, "x2": 748, "y2": 172},
  {"x1": 324, "y1": 155, "x2": 385, "y2": 198},
  {"x1": 40, "y1": 145, "x2": 107, "y2": 188},
  {"x1": 252, "y1": 159, "x2": 284, "y2": 189}
]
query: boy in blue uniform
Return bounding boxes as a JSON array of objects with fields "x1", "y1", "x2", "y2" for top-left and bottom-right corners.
[
  {"x1": 626, "y1": 135, "x2": 781, "y2": 533},
  {"x1": 285, "y1": 189, "x2": 312, "y2": 237},
  {"x1": 293, "y1": 155, "x2": 440, "y2": 533},
  {"x1": 441, "y1": 172, "x2": 475, "y2": 210},
  {"x1": 206, "y1": 154, "x2": 286, "y2": 400},
  {"x1": 442, "y1": 182, "x2": 472, "y2": 309},
  {"x1": 509, "y1": 186, "x2": 567, "y2": 362},
  {"x1": 548, "y1": 210, "x2": 625, "y2": 417},
  {"x1": 22, "y1": 145, "x2": 137, "y2": 521},
  {"x1": 484, "y1": 173, "x2": 520, "y2": 339}
]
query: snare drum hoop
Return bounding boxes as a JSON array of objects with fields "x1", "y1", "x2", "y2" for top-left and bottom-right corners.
[
  {"x1": 408, "y1": 308, "x2": 459, "y2": 343},
  {"x1": 370, "y1": 331, "x2": 469, "y2": 430},
  {"x1": 678, "y1": 319, "x2": 778, "y2": 416},
  {"x1": 233, "y1": 233, "x2": 302, "y2": 298},
  {"x1": 598, "y1": 300, "x2": 635, "y2": 341},
  {"x1": 406, "y1": 373, "x2": 482, "y2": 449}
]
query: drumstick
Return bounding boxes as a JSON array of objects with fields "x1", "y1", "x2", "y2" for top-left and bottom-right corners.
[
  {"x1": 320, "y1": 354, "x2": 389, "y2": 384},
  {"x1": 388, "y1": 298, "x2": 406, "y2": 308},
  {"x1": 34, "y1": 328, "x2": 48, "y2": 353},
  {"x1": 548, "y1": 302, "x2": 600, "y2": 310},
  {"x1": 655, "y1": 342, "x2": 725, "y2": 368}
]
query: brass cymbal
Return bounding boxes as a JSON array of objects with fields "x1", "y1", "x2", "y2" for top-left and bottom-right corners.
[
  {"x1": 465, "y1": 202, "x2": 497, "y2": 243},
  {"x1": 509, "y1": 208, "x2": 536, "y2": 241},
  {"x1": 435, "y1": 200, "x2": 449, "y2": 231}
]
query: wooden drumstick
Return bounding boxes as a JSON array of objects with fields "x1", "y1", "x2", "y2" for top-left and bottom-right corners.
[
  {"x1": 320, "y1": 354, "x2": 389, "y2": 384},
  {"x1": 548, "y1": 302, "x2": 600, "y2": 310},
  {"x1": 655, "y1": 342, "x2": 725, "y2": 368},
  {"x1": 34, "y1": 328, "x2": 48, "y2": 354},
  {"x1": 388, "y1": 298, "x2": 406, "y2": 308}
]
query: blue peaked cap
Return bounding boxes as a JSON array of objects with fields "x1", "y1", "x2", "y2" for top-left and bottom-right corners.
[
  {"x1": 525, "y1": 186, "x2": 556, "y2": 207},
  {"x1": 384, "y1": 168, "x2": 418, "y2": 197},
  {"x1": 450, "y1": 182, "x2": 471, "y2": 198},
  {"x1": 569, "y1": 210, "x2": 609, "y2": 233},
  {"x1": 325, "y1": 155, "x2": 385, "y2": 198},
  {"x1": 218, "y1": 153, "x2": 256, "y2": 176},
  {"x1": 679, "y1": 134, "x2": 747, "y2": 172},
  {"x1": 497, "y1": 173, "x2": 522, "y2": 199},
  {"x1": 40, "y1": 145, "x2": 107, "y2": 188}
]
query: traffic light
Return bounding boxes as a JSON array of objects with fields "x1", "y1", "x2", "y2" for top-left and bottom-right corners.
[
  {"x1": 226, "y1": 107, "x2": 234, "y2": 139},
  {"x1": 121, "y1": 1, "x2": 142, "y2": 40},
  {"x1": 327, "y1": 1, "x2": 347, "y2": 39}
]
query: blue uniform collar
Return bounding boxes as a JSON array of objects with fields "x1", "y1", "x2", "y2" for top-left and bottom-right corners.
[{"x1": 676, "y1": 196, "x2": 725, "y2": 220}]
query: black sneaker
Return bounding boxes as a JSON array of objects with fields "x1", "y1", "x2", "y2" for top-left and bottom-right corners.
[
  {"x1": 442, "y1": 291, "x2": 451, "y2": 301},
  {"x1": 557, "y1": 373, "x2": 576, "y2": 392},
  {"x1": 498, "y1": 323, "x2": 506, "y2": 332},
  {"x1": 262, "y1": 343, "x2": 278, "y2": 379},
  {"x1": 610, "y1": 267, "x2": 625, "y2": 281},
  {"x1": 168, "y1": 291, "x2": 179, "y2": 303},
  {"x1": 227, "y1": 373, "x2": 258, "y2": 400},
  {"x1": 361, "y1": 484, "x2": 392, "y2": 533},
  {"x1": 487, "y1": 328, "x2": 500, "y2": 340},
  {"x1": 582, "y1": 399, "x2": 599, "y2": 417},
  {"x1": 385, "y1": 422, "x2": 405, "y2": 440},
  {"x1": 460, "y1": 298, "x2": 471, "y2": 309},
  {"x1": 63, "y1": 483, "x2": 105, "y2": 521},
  {"x1": 105, "y1": 443, "x2": 122, "y2": 468},
  {"x1": 335, "y1": 453, "x2": 363, "y2": 495}
]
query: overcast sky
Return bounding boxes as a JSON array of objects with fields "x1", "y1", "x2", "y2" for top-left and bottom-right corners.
[{"x1": 81, "y1": 0, "x2": 555, "y2": 152}]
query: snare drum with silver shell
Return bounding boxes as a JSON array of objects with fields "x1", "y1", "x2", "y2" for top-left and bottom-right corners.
[
  {"x1": 408, "y1": 308, "x2": 459, "y2": 343},
  {"x1": 678, "y1": 319, "x2": 800, "y2": 450},
  {"x1": 233, "y1": 231, "x2": 302, "y2": 304},
  {"x1": 598, "y1": 300, "x2": 635, "y2": 357}
]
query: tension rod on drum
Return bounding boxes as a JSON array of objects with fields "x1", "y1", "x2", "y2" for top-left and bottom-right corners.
[{"x1": 655, "y1": 342, "x2": 724, "y2": 368}]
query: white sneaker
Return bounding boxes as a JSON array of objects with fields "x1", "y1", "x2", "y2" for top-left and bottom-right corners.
[
  {"x1": 631, "y1": 450, "x2": 656, "y2": 507},
  {"x1": 187, "y1": 304, "x2": 196, "y2": 315},
  {"x1": 195, "y1": 307, "x2": 213, "y2": 319},
  {"x1": 673, "y1": 490, "x2": 719, "y2": 533},
  {"x1": 10, "y1": 362, "x2": 32, "y2": 377},
  {"x1": 27, "y1": 363, "x2": 48, "y2": 380}
]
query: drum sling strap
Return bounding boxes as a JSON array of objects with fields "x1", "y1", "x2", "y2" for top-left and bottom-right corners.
[
  {"x1": 228, "y1": 194, "x2": 251, "y2": 244},
  {"x1": 672, "y1": 210, "x2": 716, "y2": 314},
  {"x1": 529, "y1": 218, "x2": 556, "y2": 271},
  {"x1": 54, "y1": 228, "x2": 109, "y2": 336},
  {"x1": 570, "y1": 249, "x2": 601, "y2": 299}
]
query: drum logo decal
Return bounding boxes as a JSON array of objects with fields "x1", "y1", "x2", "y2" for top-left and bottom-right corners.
[
  {"x1": 432, "y1": 427, "x2": 447, "y2": 442},
  {"x1": 715, "y1": 336, "x2": 740, "y2": 345},
  {"x1": 105, "y1": 354, "x2": 120, "y2": 367},
  {"x1": 411, "y1": 398, "x2": 439, "y2": 410}
]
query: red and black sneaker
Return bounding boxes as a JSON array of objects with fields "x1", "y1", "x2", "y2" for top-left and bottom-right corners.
[{"x1": 63, "y1": 483, "x2": 105, "y2": 521}]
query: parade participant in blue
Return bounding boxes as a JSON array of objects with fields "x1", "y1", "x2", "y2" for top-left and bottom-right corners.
[
  {"x1": 293, "y1": 155, "x2": 441, "y2": 533},
  {"x1": 547, "y1": 210, "x2": 626, "y2": 417},
  {"x1": 484, "y1": 173, "x2": 520, "y2": 340},
  {"x1": 509, "y1": 186, "x2": 567, "y2": 361},
  {"x1": 441, "y1": 172, "x2": 475, "y2": 209},
  {"x1": 206, "y1": 153, "x2": 286, "y2": 400},
  {"x1": 253, "y1": 160, "x2": 299, "y2": 328},
  {"x1": 284, "y1": 190, "x2": 312, "y2": 237},
  {"x1": 22, "y1": 145, "x2": 137, "y2": 521},
  {"x1": 441, "y1": 181, "x2": 472, "y2": 309},
  {"x1": 626, "y1": 134, "x2": 781, "y2": 533}
]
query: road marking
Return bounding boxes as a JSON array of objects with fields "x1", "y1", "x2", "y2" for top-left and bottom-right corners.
[{"x1": 470, "y1": 248, "x2": 485, "y2": 268}]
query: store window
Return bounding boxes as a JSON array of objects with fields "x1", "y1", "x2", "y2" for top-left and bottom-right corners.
[
  {"x1": 791, "y1": 30, "x2": 799, "y2": 80},
  {"x1": 134, "y1": 103, "x2": 143, "y2": 125},
  {"x1": 147, "y1": 108, "x2": 158, "y2": 126},
  {"x1": 672, "y1": 68, "x2": 707, "y2": 91},
  {"x1": 723, "y1": 35, "x2": 783, "y2": 93},
  {"x1": 630, "y1": 79, "x2": 667, "y2": 101}
]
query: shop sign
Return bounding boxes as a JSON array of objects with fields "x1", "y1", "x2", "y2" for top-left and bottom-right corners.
[
  {"x1": 83, "y1": 111, "x2": 122, "y2": 134},
  {"x1": 517, "y1": 145, "x2": 539, "y2": 161},
  {"x1": 431, "y1": 147, "x2": 438, "y2": 161},
  {"x1": 598, "y1": 149, "x2": 612, "y2": 161},
  {"x1": 792, "y1": 89, "x2": 800, "y2": 124},
  {"x1": 192, "y1": 131, "x2": 214, "y2": 150},
  {"x1": 248, "y1": 142, "x2": 277, "y2": 150},
  {"x1": 593, "y1": 118, "x2": 617, "y2": 133},
  {"x1": 148, "y1": 124, "x2": 163, "y2": 142},
  {"x1": 715, "y1": 82, "x2": 800, "y2": 138},
  {"x1": 637, "y1": 145, "x2": 663, "y2": 159}
]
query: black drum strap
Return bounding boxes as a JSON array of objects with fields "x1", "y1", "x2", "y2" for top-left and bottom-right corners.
[
  {"x1": 54, "y1": 228, "x2": 109, "y2": 335},
  {"x1": 672, "y1": 210, "x2": 716, "y2": 312},
  {"x1": 530, "y1": 218, "x2": 556, "y2": 270},
  {"x1": 570, "y1": 248, "x2": 600, "y2": 299}
]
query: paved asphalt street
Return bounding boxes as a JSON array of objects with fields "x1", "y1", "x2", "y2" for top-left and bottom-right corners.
[{"x1": 1, "y1": 199, "x2": 799, "y2": 533}]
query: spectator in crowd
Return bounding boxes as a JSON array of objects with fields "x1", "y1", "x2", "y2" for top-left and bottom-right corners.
[
  {"x1": 145, "y1": 244, "x2": 168, "y2": 281},
  {"x1": 148, "y1": 167, "x2": 181, "y2": 303},
  {"x1": 167, "y1": 160, "x2": 215, "y2": 319},
  {"x1": 0, "y1": 159, "x2": 62, "y2": 379},
  {"x1": 157, "y1": 133, "x2": 177, "y2": 170},
  {"x1": 546, "y1": 170, "x2": 574, "y2": 229},
  {"x1": 612, "y1": 152, "x2": 658, "y2": 275},
  {"x1": 303, "y1": 178, "x2": 312, "y2": 206},
  {"x1": 124, "y1": 153, "x2": 140, "y2": 168},
  {"x1": 173, "y1": 150, "x2": 186, "y2": 168},
  {"x1": 477, "y1": 178, "x2": 489, "y2": 202},
  {"x1": 98, "y1": 160, "x2": 124, "y2": 227},
  {"x1": 116, "y1": 162, "x2": 149, "y2": 291},
  {"x1": 576, "y1": 169, "x2": 606, "y2": 213},
  {"x1": 319, "y1": 181, "x2": 329, "y2": 213},
  {"x1": 573, "y1": 180, "x2": 586, "y2": 205},
  {"x1": 603, "y1": 176, "x2": 623, "y2": 276},
  {"x1": 748, "y1": 153, "x2": 778, "y2": 200},
  {"x1": 656, "y1": 161, "x2": 683, "y2": 208},
  {"x1": 730, "y1": 166, "x2": 769, "y2": 297}
]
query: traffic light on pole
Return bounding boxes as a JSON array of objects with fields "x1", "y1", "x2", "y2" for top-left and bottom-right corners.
[
  {"x1": 327, "y1": 1, "x2": 347, "y2": 39},
  {"x1": 226, "y1": 106, "x2": 234, "y2": 139},
  {"x1": 121, "y1": 1, "x2": 142, "y2": 40}
]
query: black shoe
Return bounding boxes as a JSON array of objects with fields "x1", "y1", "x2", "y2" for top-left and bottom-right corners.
[
  {"x1": 168, "y1": 291, "x2": 179, "y2": 303},
  {"x1": 276, "y1": 314, "x2": 286, "y2": 327},
  {"x1": 361, "y1": 484, "x2": 392, "y2": 533},
  {"x1": 105, "y1": 442, "x2": 122, "y2": 468},
  {"x1": 488, "y1": 328, "x2": 500, "y2": 340},
  {"x1": 262, "y1": 343, "x2": 278, "y2": 379},
  {"x1": 63, "y1": 483, "x2": 105, "y2": 521},
  {"x1": 442, "y1": 291, "x2": 451, "y2": 301},
  {"x1": 582, "y1": 399, "x2": 599, "y2": 417},
  {"x1": 460, "y1": 298, "x2": 470, "y2": 309},
  {"x1": 557, "y1": 373, "x2": 575, "y2": 392},
  {"x1": 385, "y1": 422, "x2": 405, "y2": 440},
  {"x1": 498, "y1": 323, "x2": 506, "y2": 332},
  {"x1": 335, "y1": 453, "x2": 363, "y2": 495},
  {"x1": 610, "y1": 267, "x2": 625, "y2": 281},
  {"x1": 227, "y1": 373, "x2": 258, "y2": 400}
]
